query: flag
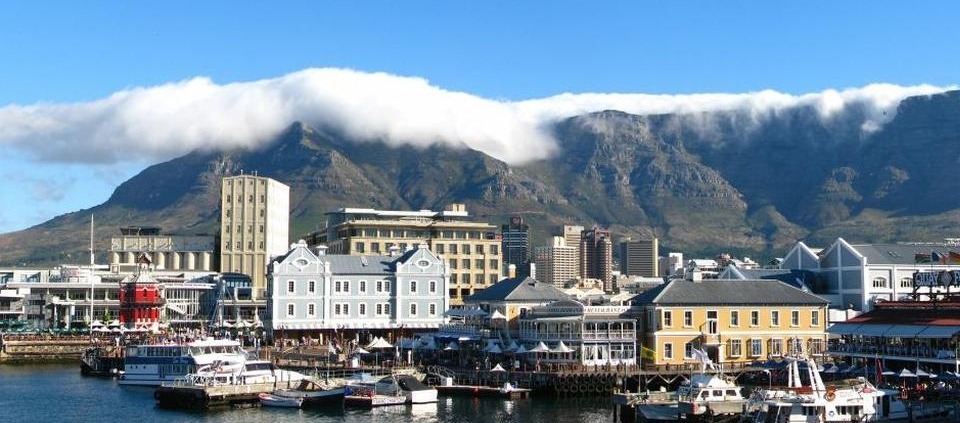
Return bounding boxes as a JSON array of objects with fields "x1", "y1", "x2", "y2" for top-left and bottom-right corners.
[
  {"x1": 933, "y1": 251, "x2": 947, "y2": 264},
  {"x1": 691, "y1": 348, "x2": 713, "y2": 364},
  {"x1": 949, "y1": 251, "x2": 960, "y2": 264},
  {"x1": 640, "y1": 345, "x2": 657, "y2": 361}
]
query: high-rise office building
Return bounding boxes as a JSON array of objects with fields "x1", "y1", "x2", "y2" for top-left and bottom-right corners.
[
  {"x1": 580, "y1": 227, "x2": 614, "y2": 292},
  {"x1": 619, "y1": 238, "x2": 659, "y2": 277},
  {"x1": 219, "y1": 174, "x2": 290, "y2": 299},
  {"x1": 563, "y1": 225, "x2": 584, "y2": 277},
  {"x1": 501, "y1": 216, "x2": 530, "y2": 278},
  {"x1": 305, "y1": 204, "x2": 501, "y2": 305},
  {"x1": 533, "y1": 236, "x2": 579, "y2": 289}
]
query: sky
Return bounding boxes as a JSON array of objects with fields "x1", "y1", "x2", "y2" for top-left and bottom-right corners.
[{"x1": 1, "y1": 1, "x2": 960, "y2": 233}]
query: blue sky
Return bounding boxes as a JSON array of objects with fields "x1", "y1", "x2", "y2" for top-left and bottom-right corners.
[{"x1": 1, "y1": 1, "x2": 959, "y2": 233}]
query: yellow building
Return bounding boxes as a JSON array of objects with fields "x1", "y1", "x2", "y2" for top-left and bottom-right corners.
[
  {"x1": 632, "y1": 279, "x2": 829, "y2": 367},
  {"x1": 304, "y1": 204, "x2": 502, "y2": 304}
]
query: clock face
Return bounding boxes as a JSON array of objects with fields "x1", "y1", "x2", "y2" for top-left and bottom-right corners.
[
  {"x1": 295, "y1": 258, "x2": 309, "y2": 267},
  {"x1": 416, "y1": 259, "x2": 431, "y2": 268}
]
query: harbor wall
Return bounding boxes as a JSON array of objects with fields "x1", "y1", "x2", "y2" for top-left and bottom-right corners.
[{"x1": 0, "y1": 336, "x2": 90, "y2": 363}]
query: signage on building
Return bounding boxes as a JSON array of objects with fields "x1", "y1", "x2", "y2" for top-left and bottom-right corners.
[{"x1": 913, "y1": 270, "x2": 960, "y2": 288}]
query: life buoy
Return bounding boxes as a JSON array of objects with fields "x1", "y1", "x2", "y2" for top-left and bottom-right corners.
[{"x1": 825, "y1": 391, "x2": 836, "y2": 401}]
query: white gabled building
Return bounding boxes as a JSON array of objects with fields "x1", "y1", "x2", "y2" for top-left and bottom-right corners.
[
  {"x1": 265, "y1": 240, "x2": 450, "y2": 341},
  {"x1": 782, "y1": 238, "x2": 960, "y2": 318}
]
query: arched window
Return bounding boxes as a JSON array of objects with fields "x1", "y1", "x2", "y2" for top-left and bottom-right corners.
[{"x1": 872, "y1": 277, "x2": 888, "y2": 288}]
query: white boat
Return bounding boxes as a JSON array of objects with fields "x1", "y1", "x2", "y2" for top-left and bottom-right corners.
[
  {"x1": 118, "y1": 338, "x2": 306, "y2": 386},
  {"x1": 739, "y1": 356, "x2": 945, "y2": 423},
  {"x1": 676, "y1": 373, "x2": 749, "y2": 418},
  {"x1": 259, "y1": 392, "x2": 303, "y2": 408},
  {"x1": 346, "y1": 373, "x2": 438, "y2": 404}
]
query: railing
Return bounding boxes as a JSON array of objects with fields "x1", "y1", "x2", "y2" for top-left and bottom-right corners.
[{"x1": 828, "y1": 342, "x2": 958, "y2": 360}]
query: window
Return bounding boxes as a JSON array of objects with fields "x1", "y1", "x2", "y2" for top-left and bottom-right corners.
[
  {"x1": 662, "y1": 310, "x2": 673, "y2": 327},
  {"x1": 476, "y1": 245, "x2": 484, "y2": 254},
  {"x1": 750, "y1": 310, "x2": 759, "y2": 326},
  {"x1": 791, "y1": 310, "x2": 800, "y2": 326},
  {"x1": 750, "y1": 339, "x2": 763, "y2": 357},
  {"x1": 664, "y1": 343, "x2": 673, "y2": 360},
  {"x1": 490, "y1": 259, "x2": 499, "y2": 270},
  {"x1": 706, "y1": 310, "x2": 718, "y2": 334},
  {"x1": 308, "y1": 280, "x2": 315, "y2": 294},
  {"x1": 429, "y1": 303, "x2": 437, "y2": 316},
  {"x1": 429, "y1": 280, "x2": 437, "y2": 293},
  {"x1": 308, "y1": 303, "x2": 315, "y2": 316},
  {"x1": 410, "y1": 303, "x2": 417, "y2": 316},
  {"x1": 225, "y1": 209, "x2": 231, "y2": 218},
  {"x1": 410, "y1": 281, "x2": 417, "y2": 293},
  {"x1": 684, "y1": 343, "x2": 694, "y2": 359},
  {"x1": 771, "y1": 310, "x2": 780, "y2": 327},
  {"x1": 376, "y1": 303, "x2": 383, "y2": 316},
  {"x1": 489, "y1": 274, "x2": 498, "y2": 285},
  {"x1": 355, "y1": 242, "x2": 365, "y2": 253},
  {"x1": 449, "y1": 260, "x2": 458, "y2": 269},
  {"x1": 683, "y1": 310, "x2": 693, "y2": 327},
  {"x1": 376, "y1": 280, "x2": 383, "y2": 293},
  {"x1": 383, "y1": 303, "x2": 391, "y2": 315},
  {"x1": 475, "y1": 259, "x2": 484, "y2": 269},
  {"x1": 259, "y1": 225, "x2": 264, "y2": 233},
  {"x1": 462, "y1": 273, "x2": 471, "y2": 284},
  {"x1": 900, "y1": 277, "x2": 912, "y2": 288},
  {"x1": 449, "y1": 244, "x2": 458, "y2": 254},
  {"x1": 730, "y1": 311, "x2": 740, "y2": 327},
  {"x1": 435, "y1": 244, "x2": 445, "y2": 254},
  {"x1": 335, "y1": 281, "x2": 341, "y2": 293},
  {"x1": 462, "y1": 259, "x2": 471, "y2": 269},
  {"x1": 226, "y1": 195, "x2": 232, "y2": 202},
  {"x1": 334, "y1": 304, "x2": 341, "y2": 315},
  {"x1": 770, "y1": 338, "x2": 783, "y2": 356},
  {"x1": 359, "y1": 280, "x2": 366, "y2": 293},
  {"x1": 491, "y1": 245, "x2": 499, "y2": 255},
  {"x1": 260, "y1": 194, "x2": 265, "y2": 203},
  {"x1": 287, "y1": 304, "x2": 295, "y2": 317},
  {"x1": 343, "y1": 281, "x2": 350, "y2": 292},
  {"x1": 729, "y1": 339, "x2": 743, "y2": 357},
  {"x1": 287, "y1": 280, "x2": 295, "y2": 293},
  {"x1": 811, "y1": 310, "x2": 820, "y2": 327},
  {"x1": 359, "y1": 303, "x2": 367, "y2": 316},
  {"x1": 873, "y1": 277, "x2": 887, "y2": 288},
  {"x1": 463, "y1": 245, "x2": 471, "y2": 255},
  {"x1": 808, "y1": 338, "x2": 825, "y2": 355},
  {"x1": 384, "y1": 281, "x2": 391, "y2": 292}
]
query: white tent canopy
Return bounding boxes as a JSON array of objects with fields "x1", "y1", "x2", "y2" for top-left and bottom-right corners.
[
  {"x1": 552, "y1": 341, "x2": 574, "y2": 353},
  {"x1": 514, "y1": 345, "x2": 528, "y2": 354},
  {"x1": 489, "y1": 309, "x2": 506, "y2": 320},
  {"x1": 444, "y1": 341, "x2": 460, "y2": 351},
  {"x1": 529, "y1": 341, "x2": 550, "y2": 353},
  {"x1": 898, "y1": 368, "x2": 917, "y2": 378},
  {"x1": 366, "y1": 336, "x2": 394, "y2": 349},
  {"x1": 485, "y1": 343, "x2": 503, "y2": 354},
  {"x1": 491, "y1": 363, "x2": 506, "y2": 372},
  {"x1": 353, "y1": 347, "x2": 371, "y2": 355}
]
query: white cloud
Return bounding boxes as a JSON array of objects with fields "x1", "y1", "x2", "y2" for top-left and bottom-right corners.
[{"x1": 0, "y1": 68, "x2": 953, "y2": 165}]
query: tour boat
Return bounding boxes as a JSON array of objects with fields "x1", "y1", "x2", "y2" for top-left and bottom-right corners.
[
  {"x1": 739, "y1": 356, "x2": 936, "y2": 423},
  {"x1": 345, "y1": 373, "x2": 438, "y2": 405},
  {"x1": 118, "y1": 338, "x2": 306, "y2": 386},
  {"x1": 272, "y1": 379, "x2": 347, "y2": 407}
]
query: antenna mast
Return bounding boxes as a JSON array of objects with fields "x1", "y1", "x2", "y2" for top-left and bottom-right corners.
[{"x1": 89, "y1": 214, "x2": 95, "y2": 266}]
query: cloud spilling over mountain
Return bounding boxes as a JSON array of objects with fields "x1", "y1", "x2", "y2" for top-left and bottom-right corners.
[{"x1": 0, "y1": 67, "x2": 953, "y2": 165}]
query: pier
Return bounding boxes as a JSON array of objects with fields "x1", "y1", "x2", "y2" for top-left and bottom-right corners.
[{"x1": 154, "y1": 380, "x2": 304, "y2": 410}]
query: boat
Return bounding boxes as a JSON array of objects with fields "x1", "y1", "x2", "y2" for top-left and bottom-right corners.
[
  {"x1": 118, "y1": 338, "x2": 306, "y2": 386},
  {"x1": 258, "y1": 392, "x2": 303, "y2": 408},
  {"x1": 272, "y1": 379, "x2": 347, "y2": 407},
  {"x1": 345, "y1": 373, "x2": 438, "y2": 405},
  {"x1": 739, "y1": 355, "x2": 949, "y2": 422},
  {"x1": 676, "y1": 372, "x2": 749, "y2": 419}
]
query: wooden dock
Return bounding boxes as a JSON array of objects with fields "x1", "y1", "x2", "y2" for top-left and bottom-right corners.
[
  {"x1": 435, "y1": 385, "x2": 531, "y2": 399},
  {"x1": 154, "y1": 380, "x2": 303, "y2": 410}
]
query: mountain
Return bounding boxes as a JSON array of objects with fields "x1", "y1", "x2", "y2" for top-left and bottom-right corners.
[{"x1": 3, "y1": 90, "x2": 960, "y2": 266}]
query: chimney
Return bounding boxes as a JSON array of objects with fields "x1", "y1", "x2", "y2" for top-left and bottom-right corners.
[
  {"x1": 529, "y1": 263, "x2": 536, "y2": 280},
  {"x1": 388, "y1": 245, "x2": 401, "y2": 257},
  {"x1": 508, "y1": 264, "x2": 516, "y2": 279},
  {"x1": 315, "y1": 245, "x2": 328, "y2": 256}
]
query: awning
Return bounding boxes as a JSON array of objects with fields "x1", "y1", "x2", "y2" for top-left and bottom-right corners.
[
  {"x1": 827, "y1": 323, "x2": 863, "y2": 335},
  {"x1": 883, "y1": 325, "x2": 927, "y2": 338},
  {"x1": 856, "y1": 324, "x2": 894, "y2": 336},
  {"x1": 918, "y1": 325, "x2": 960, "y2": 339}
]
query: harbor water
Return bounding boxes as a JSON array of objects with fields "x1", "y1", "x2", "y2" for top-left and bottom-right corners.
[{"x1": 0, "y1": 364, "x2": 616, "y2": 423}]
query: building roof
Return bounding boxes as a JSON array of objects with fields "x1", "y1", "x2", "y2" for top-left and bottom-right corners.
[
  {"x1": 630, "y1": 279, "x2": 828, "y2": 306},
  {"x1": 847, "y1": 243, "x2": 960, "y2": 266},
  {"x1": 466, "y1": 276, "x2": 570, "y2": 303},
  {"x1": 847, "y1": 302, "x2": 960, "y2": 326},
  {"x1": 716, "y1": 267, "x2": 820, "y2": 290}
]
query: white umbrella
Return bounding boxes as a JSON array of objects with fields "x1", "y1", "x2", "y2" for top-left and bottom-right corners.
[
  {"x1": 491, "y1": 363, "x2": 506, "y2": 372},
  {"x1": 90, "y1": 320, "x2": 104, "y2": 328},
  {"x1": 898, "y1": 368, "x2": 917, "y2": 378},
  {"x1": 489, "y1": 310, "x2": 506, "y2": 320},
  {"x1": 366, "y1": 336, "x2": 394, "y2": 349},
  {"x1": 915, "y1": 368, "x2": 932, "y2": 377},
  {"x1": 353, "y1": 347, "x2": 370, "y2": 355},
  {"x1": 443, "y1": 341, "x2": 459, "y2": 351}
]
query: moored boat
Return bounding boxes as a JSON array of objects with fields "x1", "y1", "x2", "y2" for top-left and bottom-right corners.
[
  {"x1": 272, "y1": 379, "x2": 346, "y2": 407},
  {"x1": 259, "y1": 392, "x2": 303, "y2": 408}
]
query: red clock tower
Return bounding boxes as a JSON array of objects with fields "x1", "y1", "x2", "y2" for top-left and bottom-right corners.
[{"x1": 118, "y1": 253, "x2": 165, "y2": 330}]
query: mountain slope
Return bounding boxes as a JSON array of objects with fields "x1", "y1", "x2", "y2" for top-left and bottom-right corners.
[{"x1": 3, "y1": 90, "x2": 960, "y2": 266}]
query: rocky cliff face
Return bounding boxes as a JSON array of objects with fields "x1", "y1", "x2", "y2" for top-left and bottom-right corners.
[{"x1": 3, "y1": 90, "x2": 960, "y2": 266}]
